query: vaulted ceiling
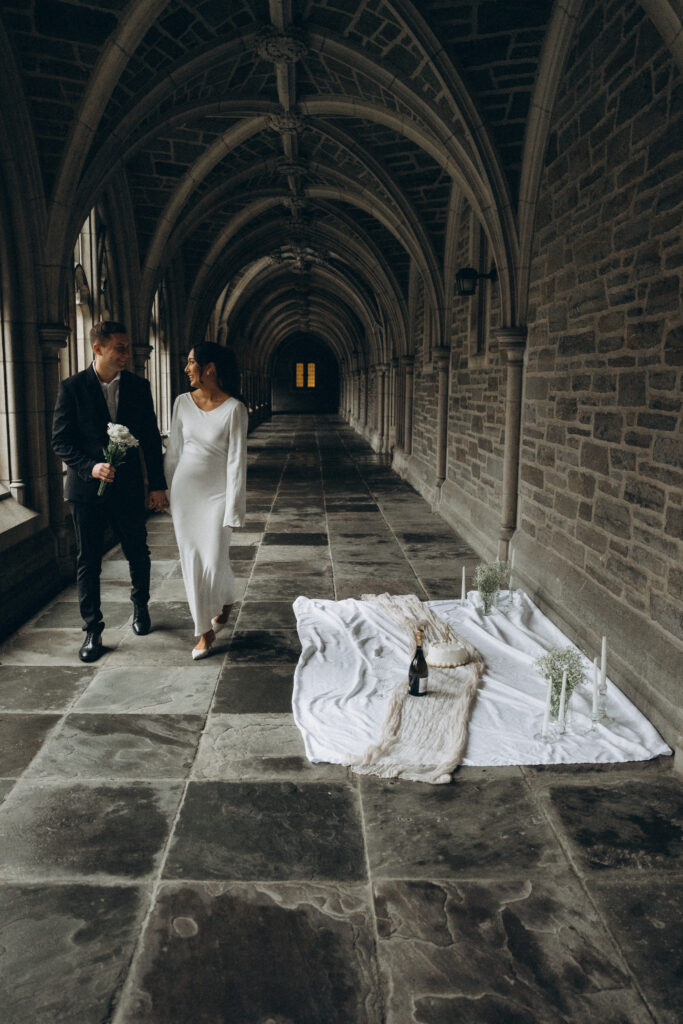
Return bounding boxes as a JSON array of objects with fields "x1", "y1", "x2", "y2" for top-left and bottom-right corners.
[{"x1": 2, "y1": 0, "x2": 569, "y2": 368}]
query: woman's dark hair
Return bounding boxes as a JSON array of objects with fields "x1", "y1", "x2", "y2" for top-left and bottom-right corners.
[{"x1": 192, "y1": 342, "x2": 244, "y2": 401}]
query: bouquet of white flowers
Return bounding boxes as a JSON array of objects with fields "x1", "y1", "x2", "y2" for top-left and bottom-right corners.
[{"x1": 98, "y1": 422, "x2": 140, "y2": 496}]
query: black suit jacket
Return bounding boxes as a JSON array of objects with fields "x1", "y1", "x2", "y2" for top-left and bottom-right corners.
[{"x1": 52, "y1": 366, "x2": 167, "y2": 504}]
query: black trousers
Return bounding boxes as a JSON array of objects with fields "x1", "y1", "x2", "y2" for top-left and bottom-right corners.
[{"x1": 69, "y1": 496, "x2": 150, "y2": 633}]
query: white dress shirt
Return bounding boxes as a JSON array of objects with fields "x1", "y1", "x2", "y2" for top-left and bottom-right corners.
[{"x1": 93, "y1": 363, "x2": 120, "y2": 421}]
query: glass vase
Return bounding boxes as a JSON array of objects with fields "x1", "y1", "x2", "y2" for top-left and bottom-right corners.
[
  {"x1": 480, "y1": 589, "x2": 497, "y2": 614},
  {"x1": 549, "y1": 678, "x2": 573, "y2": 734}
]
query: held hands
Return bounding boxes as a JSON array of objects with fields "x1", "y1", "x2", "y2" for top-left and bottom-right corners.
[
  {"x1": 148, "y1": 490, "x2": 169, "y2": 512},
  {"x1": 92, "y1": 462, "x2": 116, "y2": 482},
  {"x1": 91, "y1": 466, "x2": 169, "y2": 511}
]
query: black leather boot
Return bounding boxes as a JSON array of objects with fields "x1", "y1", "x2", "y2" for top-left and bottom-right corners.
[
  {"x1": 132, "y1": 605, "x2": 151, "y2": 635},
  {"x1": 79, "y1": 631, "x2": 103, "y2": 663}
]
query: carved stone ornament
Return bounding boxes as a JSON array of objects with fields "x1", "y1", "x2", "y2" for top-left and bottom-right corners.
[
  {"x1": 257, "y1": 30, "x2": 308, "y2": 63},
  {"x1": 267, "y1": 113, "x2": 306, "y2": 135},
  {"x1": 277, "y1": 159, "x2": 307, "y2": 177}
]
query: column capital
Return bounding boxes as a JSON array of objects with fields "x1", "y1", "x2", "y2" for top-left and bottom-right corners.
[
  {"x1": 390, "y1": 356, "x2": 399, "y2": 369},
  {"x1": 132, "y1": 344, "x2": 153, "y2": 376},
  {"x1": 433, "y1": 346, "x2": 451, "y2": 371},
  {"x1": 38, "y1": 323, "x2": 68, "y2": 354},
  {"x1": 495, "y1": 327, "x2": 527, "y2": 360},
  {"x1": 375, "y1": 361, "x2": 389, "y2": 373},
  {"x1": 401, "y1": 354, "x2": 415, "y2": 370}
]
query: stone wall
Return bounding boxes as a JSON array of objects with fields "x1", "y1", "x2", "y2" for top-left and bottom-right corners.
[
  {"x1": 443, "y1": 202, "x2": 506, "y2": 547},
  {"x1": 520, "y1": 0, "x2": 682, "y2": 747}
]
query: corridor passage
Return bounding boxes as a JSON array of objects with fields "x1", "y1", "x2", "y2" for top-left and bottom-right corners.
[{"x1": 0, "y1": 416, "x2": 679, "y2": 1024}]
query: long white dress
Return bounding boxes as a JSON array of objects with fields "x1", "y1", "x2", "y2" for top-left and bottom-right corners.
[{"x1": 164, "y1": 392, "x2": 248, "y2": 635}]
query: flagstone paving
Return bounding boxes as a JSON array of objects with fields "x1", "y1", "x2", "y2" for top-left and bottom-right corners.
[{"x1": 0, "y1": 414, "x2": 680, "y2": 1023}]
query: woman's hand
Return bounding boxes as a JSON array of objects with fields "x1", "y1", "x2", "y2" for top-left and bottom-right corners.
[{"x1": 148, "y1": 490, "x2": 169, "y2": 511}]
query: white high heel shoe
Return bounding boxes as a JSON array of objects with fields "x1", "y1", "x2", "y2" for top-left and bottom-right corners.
[
  {"x1": 211, "y1": 606, "x2": 233, "y2": 635},
  {"x1": 192, "y1": 629, "x2": 215, "y2": 660}
]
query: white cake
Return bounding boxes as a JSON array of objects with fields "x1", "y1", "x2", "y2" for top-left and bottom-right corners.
[{"x1": 425, "y1": 640, "x2": 470, "y2": 667}]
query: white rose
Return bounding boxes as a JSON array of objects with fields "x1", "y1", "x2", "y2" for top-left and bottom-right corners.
[{"x1": 107, "y1": 423, "x2": 139, "y2": 448}]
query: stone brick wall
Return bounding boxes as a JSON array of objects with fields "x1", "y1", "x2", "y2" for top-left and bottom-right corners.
[
  {"x1": 408, "y1": 274, "x2": 438, "y2": 470},
  {"x1": 521, "y1": 2, "x2": 682, "y2": 644},
  {"x1": 446, "y1": 201, "x2": 506, "y2": 508}
]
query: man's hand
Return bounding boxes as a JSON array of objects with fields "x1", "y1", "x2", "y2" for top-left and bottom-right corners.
[
  {"x1": 92, "y1": 462, "x2": 115, "y2": 482},
  {"x1": 148, "y1": 490, "x2": 169, "y2": 512}
]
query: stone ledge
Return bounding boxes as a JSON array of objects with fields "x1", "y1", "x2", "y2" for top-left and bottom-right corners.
[{"x1": 0, "y1": 495, "x2": 42, "y2": 553}]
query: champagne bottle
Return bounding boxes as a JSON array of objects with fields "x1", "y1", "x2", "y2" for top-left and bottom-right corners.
[{"x1": 408, "y1": 628, "x2": 428, "y2": 696}]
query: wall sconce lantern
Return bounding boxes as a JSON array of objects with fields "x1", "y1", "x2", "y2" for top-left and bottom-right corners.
[{"x1": 455, "y1": 266, "x2": 497, "y2": 296}]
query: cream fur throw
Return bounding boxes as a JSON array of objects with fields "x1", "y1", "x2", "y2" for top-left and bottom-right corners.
[{"x1": 353, "y1": 593, "x2": 485, "y2": 784}]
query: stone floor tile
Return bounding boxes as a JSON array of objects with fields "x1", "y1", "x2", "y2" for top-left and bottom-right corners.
[
  {"x1": 361, "y1": 776, "x2": 566, "y2": 879},
  {"x1": 74, "y1": 664, "x2": 220, "y2": 714},
  {"x1": 335, "y1": 578, "x2": 425, "y2": 599},
  {"x1": 111, "y1": 628, "x2": 208, "y2": 666},
  {"x1": 101, "y1": 559, "x2": 176, "y2": 581},
  {"x1": 164, "y1": 781, "x2": 366, "y2": 881},
  {"x1": 548, "y1": 778, "x2": 683, "y2": 872},
  {"x1": 265, "y1": 515, "x2": 328, "y2": 531},
  {"x1": 236, "y1": 600, "x2": 297, "y2": 630},
  {"x1": 255, "y1": 544, "x2": 333, "y2": 563},
  {"x1": 262, "y1": 531, "x2": 328, "y2": 545},
  {"x1": 145, "y1": 601, "x2": 218, "y2": 632},
  {"x1": 229, "y1": 530, "x2": 263, "y2": 545},
  {"x1": 0, "y1": 781, "x2": 183, "y2": 880},
  {"x1": 0, "y1": 884, "x2": 151, "y2": 1024},
  {"x1": 32, "y1": 600, "x2": 133, "y2": 629},
  {"x1": 245, "y1": 576, "x2": 336, "y2": 600},
  {"x1": 0, "y1": 715, "x2": 60, "y2": 776},
  {"x1": 229, "y1": 544, "x2": 257, "y2": 561},
  {"x1": 116, "y1": 881, "x2": 382, "y2": 1024},
  {"x1": 250, "y1": 557, "x2": 332, "y2": 578},
  {"x1": 193, "y1": 714, "x2": 344, "y2": 781},
  {"x1": 587, "y1": 877, "x2": 683, "y2": 1024},
  {"x1": 212, "y1": 663, "x2": 295, "y2": 713},
  {"x1": 373, "y1": 878, "x2": 652, "y2": 1024},
  {"x1": 144, "y1": 545, "x2": 180, "y2": 559},
  {"x1": 227, "y1": 629, "x2": 301, "y2": 663},
  {"x1": 24, "y1": 714, "x2": 204, "y2": 780},
  {"x1": 0, "y1": 628, "x2": 120, "y2": 665},
  {"x1": 0, "y1": 665, "x2": 95, "y2": 711}
]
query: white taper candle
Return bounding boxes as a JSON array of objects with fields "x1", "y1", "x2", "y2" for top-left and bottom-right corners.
[
  {"x1": 461, "y1": 565, "x2": 466, "y2": 602},
  {"x1": 558, "y1": 668, "x2": 568, "y2": 726},
  {"x1": 592, "y1": 657, "x2": 599, "y2": 715},
  {"x1": 541, "y1": 676, "x2": 552, "y2": 738},
  {"x1": 600, "y1": 635, "x2": 607, "y2": 693},
  {"x1": 509, "y1": 548, "x2": 515, "y2": 592}
]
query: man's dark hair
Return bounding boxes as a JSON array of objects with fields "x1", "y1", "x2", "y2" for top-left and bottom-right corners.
[{"x1": 90, "y1": 321, "x2": 127, "y2": 346}]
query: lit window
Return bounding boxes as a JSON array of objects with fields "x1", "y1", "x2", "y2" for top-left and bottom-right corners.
[
  {"x1": 295, "y1": 362, "x2": 304, "y2": 387},
  {"x1": 307, "y1": 362, "x2": 316, "y2": 388}
]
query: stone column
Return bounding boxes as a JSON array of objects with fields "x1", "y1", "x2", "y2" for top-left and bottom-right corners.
[
  {"x1": 388, "y1": 356, "x2": 398, "y2": 449},
  {"x1": 132, "y1": 344, "x2": 152, "y2": 378},
  {"x1": 376, "y1": 363, "x2": 388, "y2": 451},
  {"x1": 496, "y1": 327, "x2": 527, "y2": 555},
  {"x1": 433, "y1": 346, "x2": 451, "y2": 485},
  {"x1": 38, "y1": 323, "x2": 69, "y2": 535},
  {"x1": 402, "y1": 354, "x2": 414, "y2": 455}
]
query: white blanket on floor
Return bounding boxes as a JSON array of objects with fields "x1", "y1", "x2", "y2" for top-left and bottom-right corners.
[{"x1": 292, "y1": 592, "x2": 671, "y2": 770}]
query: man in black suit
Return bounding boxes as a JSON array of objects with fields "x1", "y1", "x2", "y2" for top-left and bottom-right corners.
[{"x1": 52, "y1": 321, "x2": 169, "y2": 662}]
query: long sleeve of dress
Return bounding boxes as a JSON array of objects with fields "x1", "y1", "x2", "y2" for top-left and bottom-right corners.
[
  {"x1": 223, "y1": 400, "x2": 248, "y2": 528},
  {"x1": 164, "y1": 396, "x2": 184, "y2": 490}
]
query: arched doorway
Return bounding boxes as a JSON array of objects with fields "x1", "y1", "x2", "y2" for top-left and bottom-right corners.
[{"x1": 271, "y1": 334, "x2": 339, "y2": 414}]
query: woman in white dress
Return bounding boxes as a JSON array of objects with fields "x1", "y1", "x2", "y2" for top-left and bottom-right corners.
[{"x1": 164, "y1": 342, "x2": 248, "y2": 659}]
